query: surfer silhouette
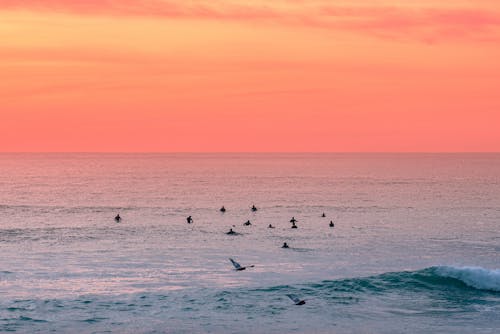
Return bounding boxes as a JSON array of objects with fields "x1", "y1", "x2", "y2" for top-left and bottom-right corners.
[
  {"x1": 187, "y1": 216, "x2": 193, "y2": 224},
  {"x1": 114, "y1": 214, "x2": 121, "y2": 223}
]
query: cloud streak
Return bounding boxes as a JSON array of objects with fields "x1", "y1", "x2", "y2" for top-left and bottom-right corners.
[
  {"x1": 0, "y1": 0, "x2": 281, "y2": 20},
  {"x1": 311, "y1": 6, "x2": 500, "y2": 42},
  {"x1": 2, "y1": 1, "x2": 500, "y2": 42}
]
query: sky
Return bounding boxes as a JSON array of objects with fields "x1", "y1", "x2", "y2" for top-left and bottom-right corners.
[{"x1": 1, "y1": 0, "x2": 500, "y2": 152}]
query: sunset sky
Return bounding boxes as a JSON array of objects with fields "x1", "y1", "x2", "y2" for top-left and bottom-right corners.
[{"x1": 1, "y1": 0, "x2": 499, "y2": 152}]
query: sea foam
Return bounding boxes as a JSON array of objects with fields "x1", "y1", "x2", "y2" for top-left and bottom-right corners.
[{"x1": 434, "y1": 266, "x2": 500, "y2": 292}]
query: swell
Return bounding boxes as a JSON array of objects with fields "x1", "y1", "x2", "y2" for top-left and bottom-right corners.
[
  {"x1": 255, "y1": 266, "x2": 500, "y2": 296},
  {"x1": 328, "y1": 266, "x2": 500, "y2": 294}
]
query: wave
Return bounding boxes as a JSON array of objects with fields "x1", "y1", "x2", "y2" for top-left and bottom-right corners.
[
  {"x1": 433, "y1": 266, "x2": 500, "y2": 292},
  {"x1": 316, "y1": 266, "x2": 500, "y2": 294},
  {"x1": 249, "y1": 266, "x2": 500, "y2": 300}
]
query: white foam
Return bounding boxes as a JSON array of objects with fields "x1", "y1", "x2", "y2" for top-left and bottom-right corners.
[{"x1": 435, "y1": 266, "x2": 500, "y2": 292}]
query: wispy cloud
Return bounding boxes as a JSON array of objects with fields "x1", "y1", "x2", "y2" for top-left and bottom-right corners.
[
  {"x1": 2, "y1": 1, "x2": 500, "y2": 42},
  {"x1": 317, "y1": 6, "x2": 500, "y2": 42},
  {"x1": 0, "y1": 0, "x2": 281, "y2": 20}
]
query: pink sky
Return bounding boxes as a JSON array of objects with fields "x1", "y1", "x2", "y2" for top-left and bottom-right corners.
[{"x1": 1, "y1": 1, "x2": 500, "y2": 151}]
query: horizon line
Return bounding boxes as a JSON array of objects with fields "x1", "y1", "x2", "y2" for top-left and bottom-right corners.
[{"x1": 1, "y1": 151, "x2": 499, "y2": 154}]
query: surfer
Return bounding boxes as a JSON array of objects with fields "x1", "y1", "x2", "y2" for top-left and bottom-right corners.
[
  {"x1": 322, "y1": 212, "x2": 326, "y2": 217},
  {"x1": 220, "y1": 206, "x2": 226, "y2": 213},
  {"x1": 226, "y1": 228, "x2": 236, "y2": 235},
  {"x1": 186, "y1": 216, "x2": 193, "y2": 224},
  {"x1": 251, "y1": 205, "x2": 257, "y2": 212},
  {"x1": 290, "y1": 217, "x2": 297, "y2": 223},
  {"x1": 282, "y1": 242, "x2": 289, "y2": 248},
  {"x1": 329, "y1": 221, "x2": 334, "y2": 227},
  {"x1": 114, "y1": 214, "x2": 121, "y2": 223},
  {"x1": 243, "y1": 220, "x2": 252, "y2": 226},
  {"x1": 268, "y1": 224, "x2": 275, "y2": 228}
]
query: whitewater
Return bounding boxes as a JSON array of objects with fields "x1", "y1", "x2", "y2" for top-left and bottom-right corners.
[{"x1": 0, "y1": 153, "x2": 499, "y2": 333}]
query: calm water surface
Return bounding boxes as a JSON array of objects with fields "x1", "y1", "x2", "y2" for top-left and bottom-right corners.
[{"x1": 0, "y1": 153, "x2": 499, "y2": 333}]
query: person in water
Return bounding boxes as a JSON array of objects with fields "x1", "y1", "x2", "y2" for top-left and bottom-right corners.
[
  {"x1": 244, "y1": 220, "x2": 252, "y2": 226},
  {"x1": 226, "y1": 228, "x2": 236, "y2": 235},
  {"x1": 291, "y1": 222, "x2": 298, "y2": 229},
  {"x1": 251, "y1": 205, "x2": 257, "y2": 211},
  {"x1": 282, "y1": 242, "x2": 289, "y2": 248},
  {"x1": 268, "y1": 224, "x2": 274, "y2": 228},
  {"x1": 220, "y1": 206, "x2": 226, "y2": 213},
  {"x1": 187, "y1": 216, "x2": 193, "y2": 224},
  {"x1": 329, "y1": 221, "x2": 334, "y2": 227},
  {"x1": 115, "y1": 214, "x2": 121, "y2": 223},
  {"x1": 322, "y1": 212, "x2": 326, "y2": 217},
  {"x1": 290, "y1": 217, "x2": 297, "y2": 223}
]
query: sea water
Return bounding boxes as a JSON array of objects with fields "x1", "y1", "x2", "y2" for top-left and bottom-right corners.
[{"x1": 0, "y1": 153, "x2": 499, "y2": 333}]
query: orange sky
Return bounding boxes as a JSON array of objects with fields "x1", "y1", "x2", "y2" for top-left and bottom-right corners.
[{"x1": 1, "y1": 0, "x2": 500, "y2": 152}]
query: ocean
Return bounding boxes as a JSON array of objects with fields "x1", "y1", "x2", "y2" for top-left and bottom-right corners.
[{"x1": 0, "y1": 153, "x2": 499, "y2": 333}]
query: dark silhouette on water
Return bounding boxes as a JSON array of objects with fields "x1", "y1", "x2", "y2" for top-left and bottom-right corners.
[
  {"x1": 268, "y1": 224, "x2": 275, "y2": 228},
  {"x1": 220, "y1": 206, "x2": 226, "y2": 213},
  {"x1": 322, "y1": 212, "x2": 326, "y2": 217},
  {"x1": 243, "y1": 220, "x2": 252, "y2": 226},
  {"x1": 229, "y1": 258, "x2": 254, "y2": 271},
  {"x1": 290, "y1": 217, "x2": 297, "y2": 223},
  {"x1": 186, "y1": 216, "x2": 193, "y2": 224},
  {"x1": 226, "y1": 228, "x2": 236, "y2": 235},
  {"x1": 114, "y1": 214, "x2": 121, "y2": 223},
  {"x1": 329, "y1": 221, "x2": 334, "y2": 227},
  {"x1": 251, "y1": 205, "x2": 257, "y2": 212},
  {"x1": 291, "y1": 222, "x2": 298, "y2": 229},
  {"x1": 287, "y1": 294, "x2": 306, "y2": 305},
  {"x1": 282, "y1": 242, "x2": 289, "y2": 248}
]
